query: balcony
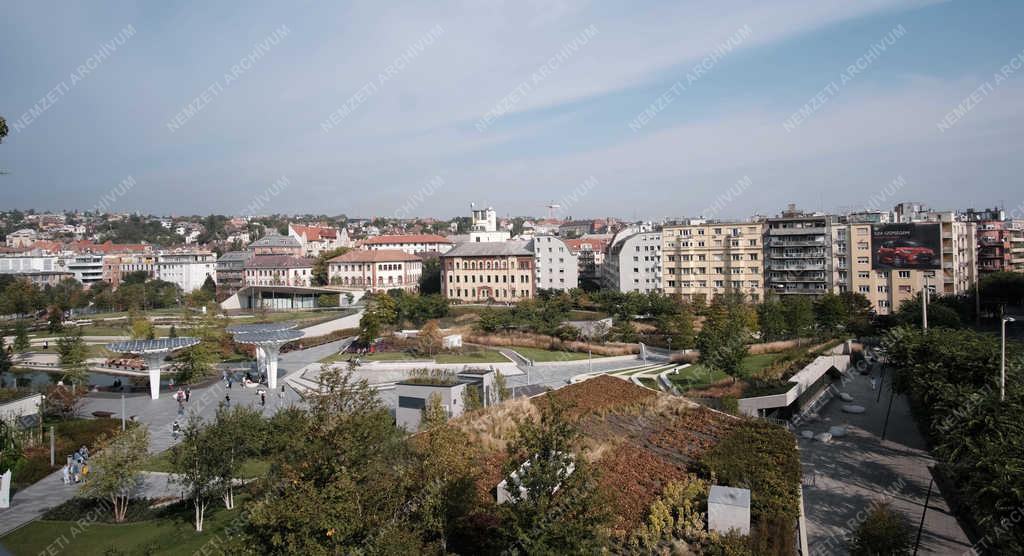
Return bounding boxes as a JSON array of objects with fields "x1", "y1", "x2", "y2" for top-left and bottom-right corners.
[
  {"x1": 769, "y1": 251, "x2": 827, "y2": 259},
  {"x1": 768, "y1": 262, "x2": 826, "y2": 271},
  {"x1": 768, "y1": 227, "x2": 827, "y2": 236},
  {"x1": 766, "y1": 238, "x2": 826, "y2": 247},
  {"x1": 768, "y1": 273, "x2": 826, "y2": 282}
]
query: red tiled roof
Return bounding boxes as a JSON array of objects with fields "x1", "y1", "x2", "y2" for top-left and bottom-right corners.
[
  {"x1": 244, "y1": 255, "x2": 315, "y2": 269},
  {"x1": 362, "y1": 234, "x2": 451, "y2": 245},
  {"x1": 291, "y1": 224, "x2": 338, "y2": 241},
  {"x1": 564, "y1": 238, "x2": 608, "y2": 253},
  {"x1": 329, "y1": 249, "x2": 421, "y2": 263}
]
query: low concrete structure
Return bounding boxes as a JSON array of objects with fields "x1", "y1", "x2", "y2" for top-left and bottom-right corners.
[
  {"x1": 0, "y1": 393, "x2": 43, "y2": 427},
  {"x1": 394, "y1": 369, "x2": 495, "y2": 432},
  {"x1": 708, "y1": 485, "x2": 751, "y2": 535}
]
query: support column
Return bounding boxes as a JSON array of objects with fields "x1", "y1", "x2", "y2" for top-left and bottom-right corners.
[
  {"x1": 144, "y1": 353, "x2": 165, "y2": 400},
  {"x1": 264, "y1": 344, "x2": 281, "y2": 390},
  {"x1": 255, "y1": 345, "x2": 266, "y2": 379}
]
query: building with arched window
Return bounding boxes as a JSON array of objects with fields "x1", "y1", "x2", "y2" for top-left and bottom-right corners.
[{"x1": 440, "y1": 241, "x2": 534, "y2": 303}]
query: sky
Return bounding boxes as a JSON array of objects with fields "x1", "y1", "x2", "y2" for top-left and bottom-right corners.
[{"x1": 2, "y1": 0, "x2": 1023, "y2": 220}]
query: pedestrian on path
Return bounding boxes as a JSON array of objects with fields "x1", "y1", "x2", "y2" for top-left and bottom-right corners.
[
  {"x1": 225, "y1": 393, "x2": 231, "y2": 407},
  {"x1": 61, "y1": 463, "x2": 70, "y2": 485},
  {"x1": 870, "y1": 376, "x2": 878, "y2": 391},
  {"x1": 184, "y1": 385, "x2": 191, "y2": 402},
  {"x1": 259, "y1": 389, "x2": 266, "y2": 407},
  {"x1": 172, "y1": 420, "x2": 181, "y2": 440}
]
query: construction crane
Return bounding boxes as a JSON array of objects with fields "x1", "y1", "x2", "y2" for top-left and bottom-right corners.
[{"x1": 546, "y1": 203, "x2": 561, "y2": 219}]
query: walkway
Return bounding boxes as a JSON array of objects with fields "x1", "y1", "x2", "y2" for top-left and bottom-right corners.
[
  {"x1": 799, "y1": 364, "x2": 972, "y2": 555},
  {"x1": 0, "y1": 338, "x2": 348, "y2": 536},
  {"x1": 298, "y1": 308, "x2": 363, "y2": 338}
]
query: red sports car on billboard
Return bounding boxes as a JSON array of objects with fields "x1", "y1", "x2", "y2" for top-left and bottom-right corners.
[{"x1": 877, "y1": 239, "x2": 935, "y2": 266}]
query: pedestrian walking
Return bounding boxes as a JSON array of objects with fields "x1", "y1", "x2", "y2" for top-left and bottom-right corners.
[
  {"x1": 227, "y1": 377, "x2": 233, "y2": 389},
  {"x1": 172, "y1": 420, "x2": 181, "y2": 440},
  {"x1": 61, "y1": 463, "x2": 70, "y2": 485},
  {"x1": 184, "y1": 385, "x2": 191, "y2": 402},
  {"x1": 870, "y1": 377, "x2": 878, "y2": 391},
  {"x1": 260, "y1": 389, "x2": 266, "y2": 407},
  {"x1": 225, "y1": 393, "x2": 231, "y2": 406}
]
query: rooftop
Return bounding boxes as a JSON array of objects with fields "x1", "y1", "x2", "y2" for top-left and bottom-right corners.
[
  {"x1": 244, "y1": 255, "x2": 315, "y2": 269},
  {"x1": 442, "y1": 240, "x2": 533, "y2": 258},
  {"x1": 362, "y1": 234, "x2": 451, "y2": 245},
  {"x1": 249, "y1": 234, "x2": 302, "y2": 249}
]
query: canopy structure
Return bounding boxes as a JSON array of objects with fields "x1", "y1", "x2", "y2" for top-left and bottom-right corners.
[
  {"x1": 225, "y1": 322, "x2": 298, "y2": 334},
  {"x1": 231, "y1": 328, "x2": 304, "y2": 390},
  {"x1": 106, "y1": 337, "x2": 200, "y2": 400}
]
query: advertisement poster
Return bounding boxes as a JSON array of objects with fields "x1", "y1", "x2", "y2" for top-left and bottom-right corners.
[{"x1": 871, "y1": 223, "x2": 941, "y2": 269}]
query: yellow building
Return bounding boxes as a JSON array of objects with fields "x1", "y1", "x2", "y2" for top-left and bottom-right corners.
[{"x1": 662, "y1": 220, "x2": 765, "y2": 303}]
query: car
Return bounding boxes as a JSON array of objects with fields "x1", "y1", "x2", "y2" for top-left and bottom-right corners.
[{"x1": 876, "y1": 239, "x2": 935, "y2": 266}]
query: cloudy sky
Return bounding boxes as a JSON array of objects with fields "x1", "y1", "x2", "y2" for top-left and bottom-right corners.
[{"x1": 2, "y1": 1, "x2": 1023, "y2": 220}]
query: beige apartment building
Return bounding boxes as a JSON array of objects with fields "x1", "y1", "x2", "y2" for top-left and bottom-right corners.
[
  {"x1": 662, "y1": 220, "x2": 765, "y2": 303},
  {"x1": 837, "y1": 214, "x2": 977, "y2": 315},
  {"x1": 440, "y1": 241, "x2": 535, "y2": 303}
]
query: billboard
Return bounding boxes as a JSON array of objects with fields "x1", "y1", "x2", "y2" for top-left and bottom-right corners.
[{"x1": 871, "y1": 223, "x2": 941, "y2": 270}]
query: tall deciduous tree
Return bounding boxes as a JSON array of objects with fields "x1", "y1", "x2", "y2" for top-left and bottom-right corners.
[
  {"x1": 171, "y1": 414, "x2": 219, "y2": 532},
  {"x1": 697, "y1": 296, "x2": 754, "y2": 382},
  {"x1": 80, "y1": 426, "x2": 150, "y2": 522},
  {"x1": 12, "y1": 322, "x2": 30, "y2": 353},
  {"x1": 56, "y1": 326, "x2": 88, "y2": 385},
  {"x1": 417, "y1": 320, "x2": 442, "y2": 357},
  {"x1": 205, "y1": 405, "x2": 266, "y2": 509}
]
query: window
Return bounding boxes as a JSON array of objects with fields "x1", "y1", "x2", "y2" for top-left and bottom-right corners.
[{"x1": 898, "y1": 271, "x2": 911, "y2": 278}]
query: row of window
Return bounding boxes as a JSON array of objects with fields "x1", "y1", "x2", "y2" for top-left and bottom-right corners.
[
  {"x1": 665, "y1": 280, "x2": 760, "y2": 289},
  {"x1": 332, "y1": 263, "x2": 409, "y2": 271},
  {"x1": 446, "y1": 273, "x2": 530, "y2": 284},
  {"x1": 446, "y1": 259, "x2": 531, "y2": 270},
  {"x1": 448, "y1": 288, "x2": 531, "y2": 298},
  {"x1": 666, "y1": 267, "x2": 760, "y2": 275},
  {"x1": 668, "y1": 253, "x2": 759, "y2": 262}
]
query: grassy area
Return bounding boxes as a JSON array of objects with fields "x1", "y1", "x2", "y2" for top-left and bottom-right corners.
[
  {"x1": 435, "y1": 349, "x2": 509, "y2": 364},
  {"x1": 320, "y1": 347, "x2": 509, "y2": 365},
  {"x1": 667, "y1": 364, "x2": 728, "y2": 389},
  {"x1": 739, "y1": 353, "x2": 784, "y2": 379},
  {"x1": 638, "y1": 377, "x2": 659, "y2": 390},
  {"x1": 143, "y1": 451, "x2": 270, "y2": 478},
  {"x1": 507, "y1": 346, "x2": 601, "y2": 362},
  {"x1": 0, "y1": 495, "x2": 255, "y2": 555}
]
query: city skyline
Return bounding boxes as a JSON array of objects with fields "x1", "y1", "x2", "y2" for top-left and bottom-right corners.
[{"x1": 2, "y1": 1, "x2": 1024, "y2": 219}]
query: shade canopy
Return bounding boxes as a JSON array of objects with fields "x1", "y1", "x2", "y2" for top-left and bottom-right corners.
[
  {"x1": 232, "y1": 329, "x2": 304, "y2": 345},
  {"x1": 106, "y1": 337, "x2": 201, "y2": 354},
  {"x1": 226, "y1": 322, "x2": 298, "y2": 335}
]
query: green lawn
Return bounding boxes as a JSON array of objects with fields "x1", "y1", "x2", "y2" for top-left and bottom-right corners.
[
  {"x1": 638, "y1": 377, "x2": 660, "y2": 390},
  {"x1": 321, "y1": 348, "x2": 508, "y2": 365},
  {"x1": 144, "y1": 450, "x2": 270, "y2": 478},
  {"x1": 0, "y1": 495, "x2": 255, "y2": 555},
  {"x1": 667, "y1": 353, "x2": 784, "y2": 390},
  {"x1": 435, "y1": 349, "x2": 509, "y2": 364},
  {"x1": 739, "y1": 353, "x2": 783, "y2": 378},
  {"x1": 507, "y1": 346, "x2": 600, "y2": 362}
]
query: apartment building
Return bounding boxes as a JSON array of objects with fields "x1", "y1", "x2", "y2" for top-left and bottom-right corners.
[
  {"x1": 532, "y1": 235, "x2": 579, "y2": 291},
  {"x1": 440, "y1": 241, "x2": 534, "y2": 302},
  {"x1": 102, "y1": 253, "x2": 157, "y2": 288},
  {"x1": 327, "y1": 249, "x2": 422, "y2": 293},
  {"x1": 603, "y1": 228, "x2": 662, "y2": 294},
  {"x1": 243, "y1": 255, "x2": 315, "y2": 287},
  {"x1": 63, "y1": 254, "x2": 105, "y2": 287},
  {"x1": 661, "y1": 221, "x2": 762, "y2": 302},
  {"x1": 5, "y1": 229, "x2": 38, "y2": 248},
  {"x1": 288, "y1": 223, "x2": 352, "y2": 257},
  {"x1": 1009, "y1": 220, "x2": 1024, "y2": 272},
  {"x1": 361, "y1": 234, "x2": 453, "y2": 255},
  {"x1": 216, "y1": 251, "x2": 254, "y2": 296},
  {"x1": 564, "y1": 237, "x2": 609, "y2": 287},
  {"x1": 156, "y1": 251, "x2": 217, "y2": 292},
  {"x1": 247, "y1": 233, "x2": 304, "y2": 257},
  {"x1": 763, "y1": 207, "x2": 836, "y2": 297}
]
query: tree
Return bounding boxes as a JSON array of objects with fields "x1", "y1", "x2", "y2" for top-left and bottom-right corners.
[
  {"x1": 0, "y1": 115, "x2": 8, "y2": 143},
  {"x1": 47, "y1": 307, "x2": 64, "y2": 333},
  {"x1": 174, "y1": 317, "x2": 219, "y2": 384},
  {"x1": 494, "y1": 370, "x2": 511, "y2": 403},
  {"x1": 312, "y1": 246, "x2": 351, "y2": 286},
  {"x1": 205, "y1": 405, "x2": 266, "y2": 509},
  {"x1": 499, "y1": 400, "x2": 610, "y2": 553},
  {"x1": 169, "y1": 324, "x2": 178, "y2": 338},
  {"x1": 697, "y1": 298, "x2": 752, "y2": 383},
  {"x1": 80, "y1": 427, "x2": 150, "y2": 522},
  {"x1": 12, "y1": 322, "x2": 30, "y2": 353},
  {"x1": 782, "y1": 296, "x2": 815, "y2": 338},
  {"x1": 418, "y1": 257, "x2": 442, "y2": 294},
  {"x1": 56, "y1": 327, "x2": 89, "y2": 385},
  {"x1": 2, "y1": 279, "x2": 39, "y2": 317},
  {"x1": 0, "y1": 336, "x2": 12, "y2": 387},
  {"x1": 171, "y1": 414, "x2": 219, "y2": 531},
  {"x1": 656, "y1": 309, "x2": 695, "y2": 349},
  {"x1": 417, "y1": 320, "x2": 442, "y2": 357},
  {"x1": 814, "y1": 293, "x2": 848, "y2": 334},
  {"x1": 610, "y1": 319, "x2": 637, "y2": 343},
  {"x1": 757, "y1": 300, "x2": 787, "y2": 342},
  {"x1": 421, "y1": 392, "x2": 448, "y2": 429},
  {"x1": 129, "y1": 314, "x2": 154, "y2": 340},
  {"x1": 358, "y1": 310, "x2": 381, "y2": 344},
  {"x1": 848, "y1": 502, "x2": 912, "y2": 556}
]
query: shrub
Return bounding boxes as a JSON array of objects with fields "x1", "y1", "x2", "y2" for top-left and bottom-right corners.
[{"x1": 848, "y1": 502, "x2": 912, "y2": 556}]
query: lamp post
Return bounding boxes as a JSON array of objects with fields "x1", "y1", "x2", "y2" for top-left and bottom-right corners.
[
  {"x1": 1001, "y1": 316, "x2": 1015, "y2": 402},
  {"x1": 921, "y1": 273, "x2": 930, "y2": 330}
]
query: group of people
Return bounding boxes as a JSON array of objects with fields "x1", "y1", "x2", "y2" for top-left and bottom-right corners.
[
  {"x1": 173, "y1": 386, "x2": 192, "y2": 415},
  {"x1": 61, "y1": 445, "x2": 90, "y2": 485}
]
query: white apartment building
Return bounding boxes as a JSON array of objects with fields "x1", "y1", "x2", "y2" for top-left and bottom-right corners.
[
  {"x1": 361, "y1": 234, "x2": 453, "y2": 255},
  {"x1": 468, "y1": 204, "x2": 510, "y2": 242},
  {"x1": 63, "y1": 254, "x2": 105, "y2": 287},
  {"x1": 288, "y1": 223, "x2": 353, "y2": 257},
  {"x1": 327, "y1": 249, "x2": 423, "y2": 293},
  {"x1": 0, "y1": 255, "x2": 60, "y2": 274},
  {"x1": 532, "y1": 235, "x2": 579, "y2": 291},
  {"x1": 5, "y1": 229, "x2": 38, "y2": 248},
  {"x1": 602, "y1": 229, "x2": 662, "y2": 293},
  {"x1": 156, "y1": 251, "x2": 217, "y2": 292}
]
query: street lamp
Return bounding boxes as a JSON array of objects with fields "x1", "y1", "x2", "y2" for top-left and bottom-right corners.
[{"x1": 1001, "y1": 316, "x2": 1016, "y2": 402}]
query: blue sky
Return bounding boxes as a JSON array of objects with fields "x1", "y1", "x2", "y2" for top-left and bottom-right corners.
[{"x1": 2, "y1": 0, "x2": 1023, "y2": 220}]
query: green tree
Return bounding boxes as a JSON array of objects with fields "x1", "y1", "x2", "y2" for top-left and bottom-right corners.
[
  {"x1": 171, "y1": 414, "x2": 220, "y2": 531},
  {"x1": 813, "y1": 293, "x2": 848, "y2": 333},
  {"x1": 781, "y1": 296, "x2": 815, "y2": 338},
  {"x1": 494, "y1": 370, "x2": 511, "y2": 402},
  {"x1": 205, "y1": 405, "x2": 266, "y2": 509},
  {"x1": 47, "y1": 307, "x2": 64, "y2": 333},
  {"x1": 421, "y1": 392, "x2": 448, "y2": 429},
  {"x1": 418, "y1": 257, "x2": 442, "y2": 294},
  {"x1": 697, "y1": 299, "x2": 752, "y2": 383},
  {"x1": 12, "y1": 321, "x2": 30, "y2": 353},
  {"x1": 56, "y1": 327, "x2": 88, "y2": 385},
  {"x1": 0, "y1": 336, "x2": 12, "y2": 387},
  {"x1": 80, "y1": 427, "x2": 150, "y2": 522},
  {"x1": 0, "y1": 115, "x2": 8, "y2": 143},
  {"x1": 2, "y1": 279, "x2": 39, "y2": 317},
  {"x1": 848, "y1": 502, "x2": 912, "y2": 556},
  {"x1": 656, "y1": 309, "x2": 695, "y2": 349},
  {"x1": 129, "y1": 314, "x2": 154, "y2": 340},
  {"x1": 757, "y1": 299, "x2": 787, "y2": 341},
  {"x1": 174, "y1": 316, "x2": 219, "y2": 384},
  {"x1": 610, "y1": 319, "x2": 637, "y2": 342},
  {"x1": 311, "y1": 246, "x2": 351, "y2": 286},
  {"x1": 499, "y1": 400, "x2": 610, "y2": 554},
  {"x1": 358, "y1": 310, "x2": 381, "y2": 344}
]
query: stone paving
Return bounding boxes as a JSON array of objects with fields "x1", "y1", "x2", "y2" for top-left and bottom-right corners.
[{"x1": 799, "y1": 364, "x2": 972, "y2": 555}]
